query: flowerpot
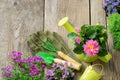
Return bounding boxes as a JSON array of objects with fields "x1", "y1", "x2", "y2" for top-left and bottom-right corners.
[{"x1": 75, "y1": 53, "x2": 98, "y2": 62}]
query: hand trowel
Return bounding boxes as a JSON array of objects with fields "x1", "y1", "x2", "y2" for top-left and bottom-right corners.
[{"x1": 36, "y1": 52, "x2": 81, "y2": 71}]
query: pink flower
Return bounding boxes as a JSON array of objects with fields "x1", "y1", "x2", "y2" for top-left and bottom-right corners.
[
  {"x1": 75, "y1": 37, "x2": 81, "y2": 44},
  {"x1": 84, "y1": 40, "x2": 99, "y2": 56},
  {"x1": 76, "y1": 27, "x2": 81, "y2": 34}
]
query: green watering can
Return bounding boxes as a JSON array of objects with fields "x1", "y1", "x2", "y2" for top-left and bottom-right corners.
[
  {"x1": 36, "y1": 52, "x2": 81, "y2": 70},
  {"x1": 80, "y1": 64, "x2": 104, "y2": 80},
  {"x1": 58, "y1": 17, "x2": 76, "y2": 32}
]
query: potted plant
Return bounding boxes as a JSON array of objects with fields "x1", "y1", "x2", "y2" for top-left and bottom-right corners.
[{"x1": 58, "y1": 17, "x2": 112, "y2": 62}]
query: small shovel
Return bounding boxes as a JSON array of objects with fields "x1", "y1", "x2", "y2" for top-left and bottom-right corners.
[{"x1": 36, "y1": 52, "x2": 81, "y2": 71}]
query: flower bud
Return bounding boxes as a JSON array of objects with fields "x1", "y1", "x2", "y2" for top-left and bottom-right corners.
[
  {"x1": 102, "y1": 29, "x2": 107, "y2": 34},
  {"x1": 100, "y1": 37, "x2": 104, "y2": 42}
]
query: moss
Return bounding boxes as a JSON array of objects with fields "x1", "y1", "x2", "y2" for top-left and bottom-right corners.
[{"x1": 108, "y1": 13, "x2": 120, "y2": 50}]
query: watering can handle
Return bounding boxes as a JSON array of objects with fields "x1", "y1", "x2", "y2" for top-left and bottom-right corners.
[
  {"x1": 54, "y1": 58, "x2": 81, "y2": 71},
  {"x1": 92, "y1": 64, "x2": 104, "y2": 75},
  {"x1": 57, "y1": 51, "x2": 81, "y2": 66}
]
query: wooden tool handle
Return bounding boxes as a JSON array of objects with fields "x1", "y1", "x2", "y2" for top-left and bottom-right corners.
[
  {"x1": 57, "y1": 51, "x2": 81, "y2": 65},
  {"x1": 54, "y1": 58, "x2": 81, "y2": 71}
]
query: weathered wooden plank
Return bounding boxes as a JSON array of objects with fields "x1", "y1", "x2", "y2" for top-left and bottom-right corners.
[
  {"x1": 104, "y1": 1, "x2": 120, "y2": 80},
  {"x1": 90, "y1": 0, "x2": 108, "y2": 80},
  {"x1": 91, "y1": 0, "x2": 106, "y2": 25},
  {"x1": 90, "y1": 0, "x2": 117, "y2": 80},
  {"x1": 0, "y1": 0, "x2": 44, "y2": 79},
  {"x1": 45, "y1": 0, "x2": 89, "y2": 80},
  {"x1": 45, "y1": 0, "x2": 89, "y2": 43},
  {"x1": 107, "y1": 30, "x2": 120, "y2": 80}
]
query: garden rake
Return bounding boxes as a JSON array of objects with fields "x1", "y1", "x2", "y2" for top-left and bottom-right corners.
[{"x1": 27, "y1": 31, "x2": 82, "y2": 70}]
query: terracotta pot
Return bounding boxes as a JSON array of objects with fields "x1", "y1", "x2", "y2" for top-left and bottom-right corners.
[{"x1": 75, "y1": 53, "x2": 98, "y2": 62}]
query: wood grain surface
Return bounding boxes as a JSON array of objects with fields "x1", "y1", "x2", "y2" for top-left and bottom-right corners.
[
  {"x1": 0, "y1": 0, "x2": 44, "y2": 79},
  {"x1": 0, "y1": 0, "x2": 120, "y2": 80}
]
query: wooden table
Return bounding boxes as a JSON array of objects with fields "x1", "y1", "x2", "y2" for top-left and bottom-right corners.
[{"x1": 0, "y1": 0, "x2": 119, "y2": 80}]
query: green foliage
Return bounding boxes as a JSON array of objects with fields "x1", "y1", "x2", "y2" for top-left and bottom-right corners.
[
  {"x1": 80, "y1": 25, "x2": 107, "y2": 43},
  {"x1": 67, "y1": 32, "x2": 77, "y2": 40},
  {"x1": 73, "y1": 43, "x2": 84, "y2": 54},
  {"x1": 108, "y1": 13, "x2": 120, "y2": 50},
  {"x1": 67, "y1": 32, "x2": 77, "y2": 43},
  {"x1": 67, "y1": 24, "x2": 108, "y2": 57}
]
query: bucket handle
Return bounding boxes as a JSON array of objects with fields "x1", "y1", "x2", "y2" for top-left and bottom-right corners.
[{"x1": 92, "y1": 64, "x2": 104, "y2": 75}]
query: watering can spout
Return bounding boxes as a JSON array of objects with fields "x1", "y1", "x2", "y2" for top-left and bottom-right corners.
[{"x1": 58, "y1": 17, "x2": 76, "y2": 33}]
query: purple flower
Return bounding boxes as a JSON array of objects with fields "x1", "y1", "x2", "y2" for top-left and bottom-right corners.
[
  {"x1": 46, "y1": 63, "x2": 75, "y2": 80},
  {"x1": 71, "y1": 72, "x2": 75, "y2": 77},
  {"x1": 112, "y1": 8, "x2": 117, "y2": 13},
  {"x1": 42, "y1": 63, "x2": 46, "y2": 70},
  {"x1": 2, "y1": 71, "x2": 6, "y2": 76},
  {"x1": 11, "y1": 51, "x2": 23, "y2": 63},
  {"x1": 117, "y1": 0, "x2": 120, "y2": 2},
  {"x1": 113, "y1": 2, "x2": 120, "y2": 6},
  {"x1": 28, "y1": 56, "x2": 44, "y2": 63},
  {"x1": 12, "y1": 51, "x2": 22, "y2": 58},
  {"x1": 28, "y1": 57, "x2": 34, "y2": 63},
  {"x1": 14, "y1": 58, "x2": 19, "y2": 63},
  {"x1": 62, "y1": 68, "x2": 69, "y2": 79},
  {"x1": 46, "y1": 70, "x2": 55, "y2": 76},
  {"x1": 64, "y1": 70, "x2": 69, "y2": 76},
  {"x1": 104, "y1": 1, "x2": 107, "y2": 7},
  {"x1": 2, "y1": 51, "x2": 46, "y2": 79},
  {"x1": 104, "y1": 0, "x2": 120, "y2": 15},
  {"x1": 70, "y1": 63, "x2": 73, "y2": 67},
  {"x1": 63, "y1": 65, "x2": 68, "y2": 71},
  {"x1": 47, "y1": 77, "x2": 52, "y2": 80},
  {"x1": 21, "y1": 68, "x2": 25, "y2": 71},
  {"x1": 7, "y1": 51, "x2": 23, "y2": 63},
  {"x1": 52, "y1": 63, "x2": 56, "y2": 67},
  {"x1": 7, "y1": 54, "x2": 12, "y2": 60},
  {"x1": 20, "y1": 58, "x2": 27, "y2": 64},
  {"x1": 56, "y1": 64, "x2": 62, "y2": 68},
  {"x1": 62, "y1": 74, "x2": 67, "y2": 79},
  {"x1": 5, "y1": 65, "x2": 11, "y2": 70},
  {"x1": 59, "y1": 66, "x2": 64, "y2": 70},
  {"x1": 9, "y1": 75, "x2": 12, "y2": 78},
  {"x1": 1, "y1": 65, "x2": 13, "y2": 78},
  {"x1": 34, "y1": 56, "x2": 44, "y2": 62},
  {"x1": 29, "y1": 66, "x2": 40, "y2": 77},
  {"x1": 27, "y1": 56, "x2": 45, "y2": 68}
]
